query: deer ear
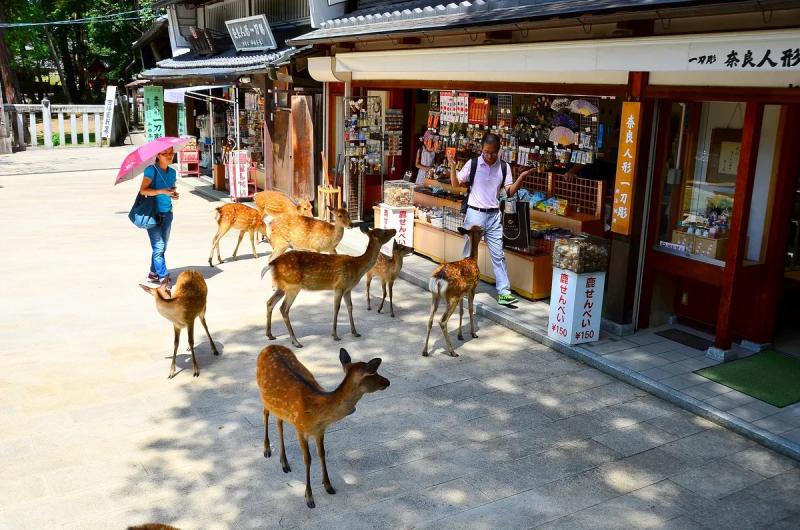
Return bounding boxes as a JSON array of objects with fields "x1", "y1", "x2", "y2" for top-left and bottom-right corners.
[
  {"x1": 359, "y1": 224, "x2": 371, "y2": 234},
  {"x1": 339, "y1": 348, "x2": 352, "y2": 367},
  {"x1": 139, "y1": 284, "x2": 154, "y2": 294},
  {"x1": 457, "y1": 227, "x2": 468, "y2": 235},
  {"x1": 365, "y1": 358, "x2": 382, "y2": 373}
]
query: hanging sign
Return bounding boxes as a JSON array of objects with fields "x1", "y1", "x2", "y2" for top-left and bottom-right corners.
[
  {"x1": 144, "y1": 86, "x2": 165, "y2": 141},
  {"x1": 225, "y1": 15, "x2": 276, "y2": 52},
  {"x1": 610, "y1": 101, "x2": 642, "y2": 236},
  {"x1": 100, "y1": 85, "x2": 117, "y2": 142},
  {"x1": 227, "y1": 149, "x2": 251, "y2": 200}
]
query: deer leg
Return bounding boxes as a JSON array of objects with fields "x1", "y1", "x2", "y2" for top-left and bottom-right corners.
[
  {"x1": 169, "y1": 325, "x2": 180, "y2": 378},
  {"x1": 365, "y1": 274, "x2": 372, "y2": 311},
  {"x1": 389, "y1": 280, "x2": 396, "y2": 318},
  {"x1": 208, "y1": 227, "x2": 226, "y2": 267},
  {"x1": 232, "y1": 230, "x2": 246, "y2": 260},
  {"x1": 331, "y1": 289, "x2": 343, "y2": 341},
  {"x1": 266, "y1": 288, "x2": 285, "y2": 340},
  {"x1": 298, "y1": 433, "x2": 315, "y2": 508},
  {"x1": 468, "y1": 290, "x2": 478, "y2": 338},
  {"x1": 439, "y1": 298, "x2": 461, "y2": 357},
  {"x1": 457, "y1": 297, "x2": 464, "y2": 341},
  {"x1": 276, "y1": 419, "x2": 290, "y2": 473},
  {"x1": 343, "y1": 290, "x2": 359, "y2": 337},
  {"x1": 188, "y1": 321, "x2": 199, "y2": 377},
  {"x1": 422, "y1": 293, "x2": 441, "y2": 357},
  {"x1": 269, "y1": 239, "x2": 288, "y2": 260},
  {"x1": 315, "y1": 433, "x2": 335, "y2": 494},
  {"x1": 377, "y1": 281, "x2": 387, "y2": 313},
  {"x1": 250, "y1": 229, "x2": 258, "y2": 258},
  {"x1": 199, "y1": 313, "x2": 219, "y2": 356},
  {"x1": 263, "y1": 408, "x2": 271, "y2": 458},
  {"x1": 280, "y1": 290, "x2": 302, "y2": 348}
]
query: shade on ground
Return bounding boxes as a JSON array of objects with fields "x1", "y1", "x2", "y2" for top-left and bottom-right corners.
[{"x1": 696, "y1": 350, "x2": 800, "y2": 408}]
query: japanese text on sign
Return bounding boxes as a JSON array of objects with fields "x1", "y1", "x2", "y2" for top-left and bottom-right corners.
[
  {"x1": 689, "y1": 47, "x2": 800, "y2": 69},
  {"x1": 611, "y1": 101, "x2": 641, "y2": 236},
  {"x1": 101, "y1": 85, "x2": 116, "y2": 140},
  {"x1": 225, "y1": 15, "x2": 276, "y2": 52},
  {"x1": 548, "y1": 269, "x2": 606, "y2": 345},
  {"x1": 144, "y1": 86, "x2": 165, "y2": 142}
]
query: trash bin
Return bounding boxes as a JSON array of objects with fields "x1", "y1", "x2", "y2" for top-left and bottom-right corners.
[
  {"x1": 213, "y1": 164, "x2": 226, "y2": 191},
  {"x1": 548, "y1": 235, "x2": 609, "y2": 345}
]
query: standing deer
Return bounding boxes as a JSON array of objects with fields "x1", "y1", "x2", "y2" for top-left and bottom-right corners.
[
  {"x1": 263, "y1": 227, "x2": 396, "y2": 348},
  {"x1": 257, "y1": 345, "x2": 389, "y2": 508},
  {"x1": 140, "y1": 270, "x2": 220, "y2": 378},
  {"x1": 268, "y1": 208, "x2": 351, "y2": 261},
  {"x1": 254, "y1": 190, "x2": 313, "y2": 218},
  {"x1": 208, "y1": 203, "x2": 267, "y2": 266},
  {"x1": 422, "y1": 226, "x2": 484, "y2": 357},
  {"x1": 365, "y1": 240, "x2": 414, "y2": 317}
]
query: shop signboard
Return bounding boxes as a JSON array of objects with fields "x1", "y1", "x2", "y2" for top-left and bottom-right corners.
[
  {"x1": 177, "y1": 103, "x2": 187, "y2": 137},
  {"x1": 379, "y1": 204, "x2": 415, "y2": 256},
  {"x1": 225, "y1": 15, "x2": 276, "y2": 52},
  {"x1": 548, "y1": 268, "x2": 606, "y2": 345},
  {"x1": 227, "y1": 149, "x2": 251, "y2": 200},
  {"x1": 610, "y1": 101, "x2": 642, "y2": 236},
  {"x1": 100, "y1": 85, "x2": 117, "y2": 141},
  {"x1": 144, "y1": 86, "x2": 165, "y2": 141}
]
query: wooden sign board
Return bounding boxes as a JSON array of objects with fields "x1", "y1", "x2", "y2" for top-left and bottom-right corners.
[
  {"x1": 610, "y1": 101, "x2": 642, "y2": 235},
  {"x1": 144, "y1": 86, "x2": 165, "y2": 141}
]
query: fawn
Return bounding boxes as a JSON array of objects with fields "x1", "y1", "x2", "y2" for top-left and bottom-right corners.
[
  {"x1": 257, "y1": 345, "x2": 389, "y2": 508},
  {"x1": 263, "y1": 226, "x2": 396, "y2": 348},
  {"x1": 140, "y1": 270, "x2": 219, "y2": 378},
  {"x1": 365, "y1": 240, "x2": 414, "y2": 317},
  {"x1": 268, "y1": 208, "x2": 351, "y2": 261},
  {"x1": 422, "y1": 226, "x2": 484, "y2": 357},
  {"x1": 254, "y1": 190, "x2": 313, "y2": 218},
  {"x1": 208, "y1": 203, "x2": 267, "y2": 266}
]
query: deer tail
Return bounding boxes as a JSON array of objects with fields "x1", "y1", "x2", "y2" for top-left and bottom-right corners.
[
  {"x1": 260, "y1": 262, "x2": 274, "y2": 280},
  {"x1": 428, "y1": 276, "x2": 448, "y2": 296}
]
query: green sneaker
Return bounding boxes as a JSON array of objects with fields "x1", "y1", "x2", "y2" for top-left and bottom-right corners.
[{"x1": 497, "y1": 293, "x2": 518, "y2": 306}]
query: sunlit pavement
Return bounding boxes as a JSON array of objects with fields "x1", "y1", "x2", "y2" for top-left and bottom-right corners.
[{"x1": 1, "y1": 145, "x2": 798, "y2": 529}]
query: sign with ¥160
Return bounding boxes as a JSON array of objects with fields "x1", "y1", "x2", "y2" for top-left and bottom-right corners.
[
  {"x1": 101, "y1": 85, "x2": 117, "y2": 142},
  {"x1": 225, "y1": 15, "x2": 276, "y2": 52},
  {"x1": 144, "y1": 86, "x2": 165, "y2": 141}
]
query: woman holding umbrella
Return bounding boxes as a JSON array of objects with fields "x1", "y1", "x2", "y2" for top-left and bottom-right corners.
[{"x1": 139, "y1": 147, "x2": 179, "y2": 285}]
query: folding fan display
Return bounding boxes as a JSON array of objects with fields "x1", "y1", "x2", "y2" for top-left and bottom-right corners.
[
  {"x1": 551, "y1": 97, "x2": 571, "y2": 111},
  {"x1": 551, "y1": 113, "x2": 578, "y2": 130},
  {"x1": 569, "y1": 99, "x2": 599, "y2": 116},
  {"x1": 549, "y1": 126, "x2": 576, "y2": 146}
]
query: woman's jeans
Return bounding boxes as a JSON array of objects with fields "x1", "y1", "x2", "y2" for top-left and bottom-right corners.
[
  {"x1": 147, "y1": 211, "x2": 173, "y2": 280},
  {"x1": 462, "y1": 208, "x2": 511, "y2": 295}
]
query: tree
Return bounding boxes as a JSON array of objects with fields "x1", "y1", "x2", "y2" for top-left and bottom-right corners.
[{"x1": 0, "y1": 0, "x2": 24, "y2": 104}]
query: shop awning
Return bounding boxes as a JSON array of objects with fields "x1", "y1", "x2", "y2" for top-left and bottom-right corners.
[{"x1": 164, "y1": 85, "x2": 231, "y2": 103}]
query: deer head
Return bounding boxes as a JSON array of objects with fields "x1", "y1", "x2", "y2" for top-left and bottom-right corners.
[
  {"x1": 296, "y1": 198, "x2": 313, "y2": 217},
  {"x1": 338, "y1": 348, "x2": 390, "y2": 394},
  {"x1": 332, "y1": 208, "x2": 353, "y2": 229},
  {"x1": 392, "y1": 240, "x2": 414, "y2": 259}
]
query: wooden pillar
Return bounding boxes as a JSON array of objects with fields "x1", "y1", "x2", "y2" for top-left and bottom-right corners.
[
  {"x1": 57, "y1": 112, "x2": 66, "y2": 146},
  {"x1": 715, "y1": 102, "x2": 764, "y2": 350}
]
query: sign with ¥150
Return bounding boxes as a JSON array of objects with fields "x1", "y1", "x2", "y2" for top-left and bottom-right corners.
[{"x1": 225, "y1": 15, "x2": 276, "y2": 52}]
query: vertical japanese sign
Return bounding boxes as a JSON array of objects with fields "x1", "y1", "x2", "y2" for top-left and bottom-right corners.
[
  {"x1": 144, "y1": 86, "x2": 165, "y2": 141},
  {"x1": 177, "y1": 103, "x2": 187, "y2": 137},
  {"x1": 100, "y1": 85, "x2": 117, "y2": 142},
  {"x1": 378, "y1": 204, "x2": 415, "y2": 256},
  {"x1": 611, "y1": 101, "x2": 642, "y2": 236},
  {"x1": 548, "y1": 268, "x2": 606, "y2": 345},
  {"x1": 226, "y1": 149, "x2": 251, "y2": 200}
]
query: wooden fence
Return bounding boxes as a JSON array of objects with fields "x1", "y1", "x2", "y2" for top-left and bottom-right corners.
[{"x1": 2, "y1": 101, "x2": 106, "y2": 150}]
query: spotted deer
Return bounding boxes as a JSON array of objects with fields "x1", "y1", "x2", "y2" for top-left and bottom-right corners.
[
  {"x1": 140, "y1": 270, "x2": 220, "y2": 378},
  {"x1": 422, "y1": 226, "x2": 484, "y2": 357},
  {"x1": 208, "y1": 203, "x2": 267, "y2": 266},
  {"x1": 365, "y1": 240, "x2": 414, "y2": 317},
  {"x1": 254, "y1": 190, "x2": 313, "y2": 218},
  {"x1": 263, "y1": 227, "x2": 396, "y2": 348},
  {"x1": 257, "y1": 345, "x2": 389, "y2": 508},
  {"x1": 268, "y1": 208, "x2": 352, "y2": 262}
]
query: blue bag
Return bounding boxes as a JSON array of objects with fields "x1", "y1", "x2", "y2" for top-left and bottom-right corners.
[{"x1": 128, "y1": 192, "x2": 159, "y2": 229}]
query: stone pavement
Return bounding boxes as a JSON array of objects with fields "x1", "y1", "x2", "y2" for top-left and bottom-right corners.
[{"x1": 1, "y1": 146, "x2": 799, "y2": 530}]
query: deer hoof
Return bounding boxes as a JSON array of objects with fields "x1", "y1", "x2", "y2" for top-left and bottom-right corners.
[
  {"x1": 282, "y1": 463, "x2": 291, "y2": 473},
  {"x1": 332, "y1": 335, "x2": 341, "y2": 342},
  {"x1": 458, "y1": 334, "x2": 464, "y2": 341},
  {"x1": 306, "y1": 496, "x2": 315, "y2": 509},
  {"x1": 391, "y1": 313, "x2": 395, "y2": 318},
  {"x1": 208, "y1": 259, "x2": 213, "y2": 267},
  {"x1": 472, "y1": 333, "x2": 479, "y2": 338},
  {"x1": 352, "y1": 332, "x2": 361, "y2": 338},
  {"x1": 292, "y1": 341, "x2": 303, "y2": 348},
  {"x1": 324, "y1": 484, "x2": 336, "y2": 495},
  {"x1": 421, "y1": 350, "x2": 429, "y2": 357},
  {"x1": 193, "y1": 370, "x2": 199, "y2": 378},
  {"x1": 264, "y1": 448, "x2": 271, "y2": 458},
  {"x1": 446, "y1": 350, "x2": 460, "y2": 357},
  {"x1": 267, "y1": 334, "x2": 276, "y2": 340},
  {"x1": 168, "y1": 371, "x2": 176, "y2": 379}
]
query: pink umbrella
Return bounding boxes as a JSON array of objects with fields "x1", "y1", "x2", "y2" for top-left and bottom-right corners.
[{"x1": 115, "y1": 136, "x2": 190, "y2": 185}]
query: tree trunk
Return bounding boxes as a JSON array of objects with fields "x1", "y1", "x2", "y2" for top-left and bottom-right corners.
[
  {"x1": 56, "y1": 30, "x2": 79, "y2": 103},
  {"x1": 0, "y1": 5, "x2": 22, "y2": 104},
  {"x1": 44, "y1": 26, "x2": 72, "y2": 103},
  {"x1": 73, "y1": 19, "x2": 89, "y2": 102}
]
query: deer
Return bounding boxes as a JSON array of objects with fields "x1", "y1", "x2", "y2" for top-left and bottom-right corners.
[
  {"x1": 263, "y1": 226, "x2": 396, "y2": 348},
  {"x1": 253, "y1": 190, "x2": 313, "y2": 219},
  {"x1": 208, "y1": 203, "x2": 267, "y2": 266},
  {"x1": 139, "y1": 270, "x2": 220, "y2": 378},
  {"x1": 422, "y1": 225, "x2": 484, "y2": 357},
  {"x1": 257, "y1": 345, "x2": 389, "y2": 508},
  {"x1": 267, "y1": 208, "x2": 351, "y2": 262},
  {"x1": 365, "y1": 240, "x2": 414, "y2": 317}
]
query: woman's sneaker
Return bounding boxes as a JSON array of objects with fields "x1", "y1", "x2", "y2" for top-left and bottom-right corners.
[
  {"x1": 145, "y1": 272, "x2": 160, "y2": 285},
  {"x1": 497, "y1": 293, "x2": 519, "y2": 306}
]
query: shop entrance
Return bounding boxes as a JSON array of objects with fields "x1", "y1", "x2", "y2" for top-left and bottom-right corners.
[{"x1": 774, "y1": 169, "x2": 800, "y2": 357}]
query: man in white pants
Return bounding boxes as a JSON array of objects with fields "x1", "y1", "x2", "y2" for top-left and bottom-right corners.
[{"x1": 448, "y1": 133, "x2": 534, "y2": 305}]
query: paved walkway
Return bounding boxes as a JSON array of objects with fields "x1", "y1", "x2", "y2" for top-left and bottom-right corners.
[{"x1": 1, "y1": 146, "x2": 799, "y2": 529}]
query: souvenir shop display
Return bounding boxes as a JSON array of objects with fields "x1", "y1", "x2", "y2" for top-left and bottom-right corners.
[
  {"x1": 344, "y1": 96, "x2": 384, "y2": 219},
  {"x1": 552, "y1": 235, "x2": 610, "y2": 274}
]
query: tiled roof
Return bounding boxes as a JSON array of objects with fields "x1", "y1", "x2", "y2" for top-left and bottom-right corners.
[
  {"x1": 141, "y1": 46, "x2": 310, "y2": 79},
  {"x1": 289, "y1": 0, "x2": 714, "y2": 43}
]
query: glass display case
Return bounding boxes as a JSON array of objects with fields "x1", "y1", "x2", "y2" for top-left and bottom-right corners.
[{"x1": 383, "y1": 180, "x2": 415, "y2": 207}]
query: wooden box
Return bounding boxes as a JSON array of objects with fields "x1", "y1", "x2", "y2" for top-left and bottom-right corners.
[
  {"x1": 671, "y1": 230, "x2": 695, "y2": 252},
  {"x1": 213, "y1": 164, "x2": 226, "y2": 190},
  {"x1": 693, "y1": 235, "x2": 728, "y2": 260}
]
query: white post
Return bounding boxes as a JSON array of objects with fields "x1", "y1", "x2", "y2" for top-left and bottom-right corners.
[
  {"x1": 58, "y1": 112, "x2": 66, "y2": 147},
  {"x1": 42, "y1": 100, "x2": 53, "y2": 148},
  {"x1": 70, "y1": 114, "x2": 77, "y2": 146},
  {"x1": 94, "y1": 113, "x2": 101, "y2": 146},
  {"x1": 28, "y1": 112, "x2": 37, "y2": 147},
  {"x1": 16, "y1": 112, "x2": 24, "y2": 147},
  {"x1": 82, "y1": 113, "x2": 90, "y2": 144}
]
